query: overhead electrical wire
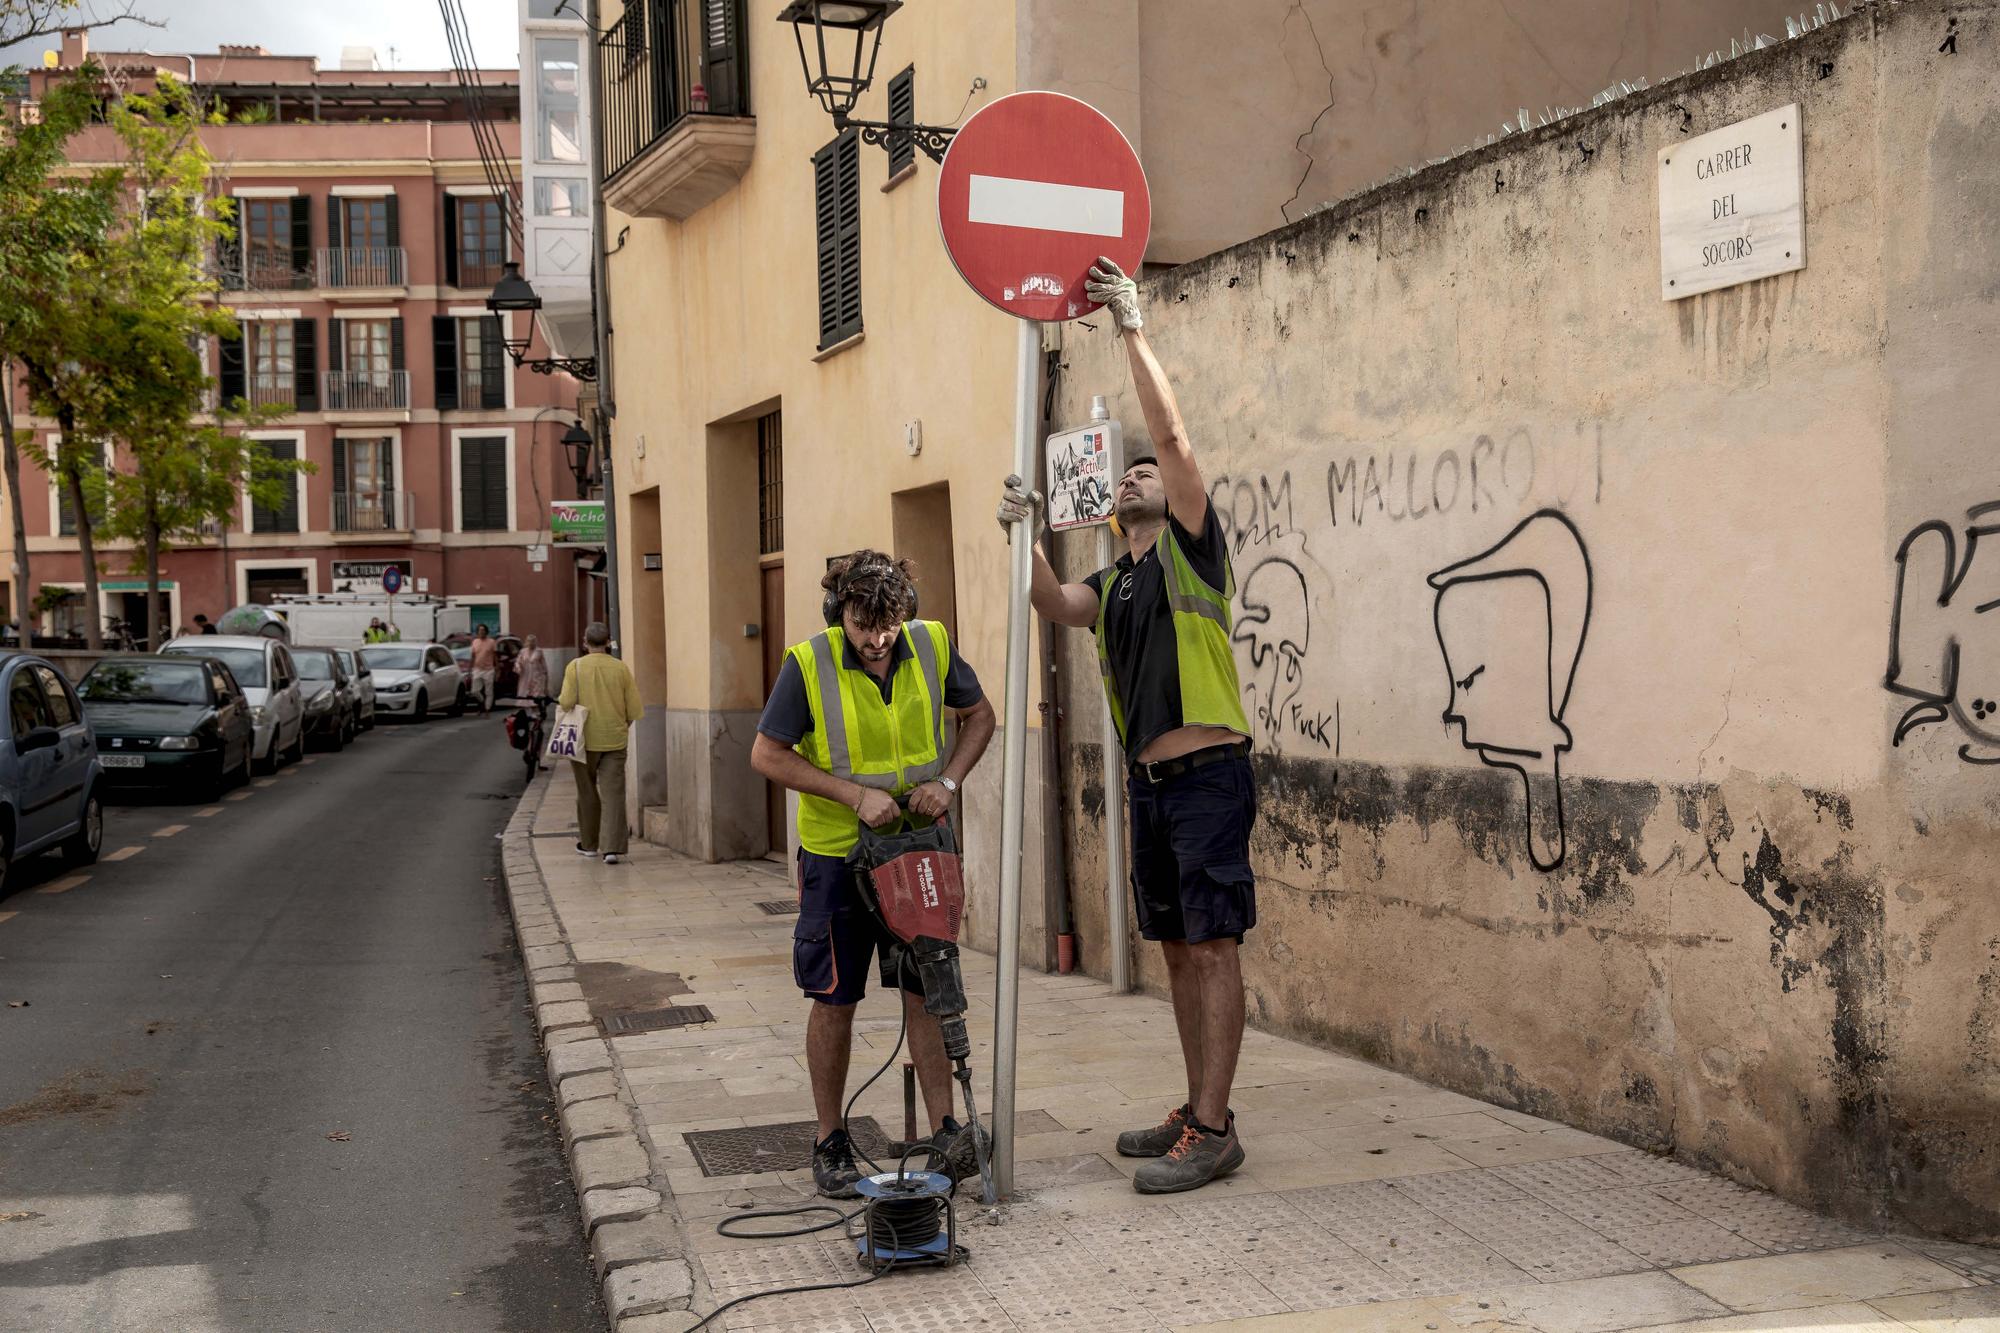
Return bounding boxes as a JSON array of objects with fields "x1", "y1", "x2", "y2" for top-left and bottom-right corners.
[{"x1": 434, "y1": 0, "x2": 525, "y2": 252}]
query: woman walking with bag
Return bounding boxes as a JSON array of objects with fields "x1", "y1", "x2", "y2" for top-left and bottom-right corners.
[{"x1": 555, "y1": 622, "x2": 644, "y2": 864}]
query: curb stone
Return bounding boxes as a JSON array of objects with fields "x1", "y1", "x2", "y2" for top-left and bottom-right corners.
[{"x1": 501, "y1": 775, "x2": 698, "y2": 1329}]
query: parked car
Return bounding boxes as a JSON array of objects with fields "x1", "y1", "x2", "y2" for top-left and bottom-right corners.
[
  {"x1": 0, "y1": 650, "x2": 103, "y2": 891},
  {"x1": 161, "y1": 634, "x2": 305, "y2": 772},
  {"x1": 335, "y1": 648, "x2": 377, "y2": 730},
  {"x1": 360, "y1": 642, "x2": 467, "y2": 721},
  {"x1": 77, "y1": 654, "x2": 256, "y2": 800},
  {"x1": 291, "y1": 646, "x2": 360, "y2": 750}
]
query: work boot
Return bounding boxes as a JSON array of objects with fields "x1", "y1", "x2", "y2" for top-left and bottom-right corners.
[
  {"x1": 1115, "y1": 1103, "x2": 1193, "y2": 1158},
  {"x1": 812, "y1": 1129, "x2": 863, "y2": 1199},
  {"x1": 1132, "y1": 1117, "x2": 1244, "y2": 1195}
]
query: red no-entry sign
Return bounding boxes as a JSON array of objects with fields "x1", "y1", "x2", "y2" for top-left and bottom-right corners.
[{"x1": 937, "y1": 92, "x2": 1150, "y2": 322}]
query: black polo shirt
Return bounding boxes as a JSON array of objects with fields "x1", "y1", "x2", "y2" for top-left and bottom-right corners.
[
  {"x1": 757, "y1": 628, "x2": 984, "y2": 746},
  {"x1": 1083, "y1": 500, "x2": 1234, "y2": 757}
]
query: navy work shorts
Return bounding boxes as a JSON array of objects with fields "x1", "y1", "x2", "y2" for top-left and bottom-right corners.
[
  {"x1": 1128, "y1": 745, "x2": 1259, "y2": 945},
  {"x1": 792, "y1": 849, "x2": 925, "y2": 1006}
]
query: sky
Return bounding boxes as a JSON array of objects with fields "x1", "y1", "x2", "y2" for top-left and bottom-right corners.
[{"x1": 1, "y1": 0, "x2": 522, "y2": 71}]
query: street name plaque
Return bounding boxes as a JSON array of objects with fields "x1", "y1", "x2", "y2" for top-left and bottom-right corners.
[{"x1": 1658, "y1": 103, "x2": 1804, "y2": 300}]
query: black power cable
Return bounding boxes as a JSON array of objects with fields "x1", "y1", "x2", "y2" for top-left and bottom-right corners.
[{"x1": 690, "y1": 953, "x2": 959, "y2": 1330}]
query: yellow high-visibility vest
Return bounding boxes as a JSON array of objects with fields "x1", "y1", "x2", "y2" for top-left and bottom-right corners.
[
  {"x1": 790, "y1": 620, "x2": 952, "y2": 857},
  {"x1": 1095, "y1": 523, "x2": 1251, "y2": 749}
]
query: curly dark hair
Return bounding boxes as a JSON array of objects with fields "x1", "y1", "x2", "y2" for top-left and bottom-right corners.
[{"x1": 824, "y1": 549, "x2": 918, "y2": 630}]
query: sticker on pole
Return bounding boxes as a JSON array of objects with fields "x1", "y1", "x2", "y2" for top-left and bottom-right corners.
[
  {"x1": 937, "y1": 92, "x2": 1150, "y2": 321},
  {"x1": 1045, "y1": 418, "x2": 1124, "y2": 531}
]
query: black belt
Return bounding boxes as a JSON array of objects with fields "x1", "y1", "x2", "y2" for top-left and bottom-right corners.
[{"x1": 1130, "y1": 740, "x2": 1248, "y2": 786}]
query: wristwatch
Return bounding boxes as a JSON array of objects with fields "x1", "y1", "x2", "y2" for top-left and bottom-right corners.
[{"x1": 937, "y1": 777, "x2": 958, "y2": 795}]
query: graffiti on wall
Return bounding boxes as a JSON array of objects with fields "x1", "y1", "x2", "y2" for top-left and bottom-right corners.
[
  {"x1": 1886, "y1": 502, "x2": 2000, "y2": 764},
  {"x1": 1326, "y1": 424, "x2": 1603, "y2": 532},
  {"x1": 1211, "y1": 470, "x2": 1336, "y2": 752},
  {"x1": 1429, "y1": 509, "x2": 1594, "y2": 870}
]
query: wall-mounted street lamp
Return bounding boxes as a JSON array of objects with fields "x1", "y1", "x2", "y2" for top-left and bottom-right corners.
[
  {"x1": 777, "y1": 0, "x2": 957, "y2": 163},
  {"x1": 560, "y1": 419, "x2": 597, "y2": 490},
  {"x1": 486, "y1": 262, "x2": 599, "y2": 381}
]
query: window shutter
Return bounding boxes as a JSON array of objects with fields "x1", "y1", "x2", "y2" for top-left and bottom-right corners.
[
  {"x1": 887, "y1": 66, "x2": 914, "y2": 179},
  {"x1": 486, "y1": 440, "x2": 509, "y2": 530},
  {"x1": 389, "y1": 317, "x2": 405, "y2": 372},
  {"x1": 216, "y1": 202, "x2": 241, "y2": 287},
  {"x1": 328, "y1": 318, "x2": 344, "y2": 374},
  {"x1": 813, "y1": 137, "x2": 840, "y2": 348},
  {"x1": 459, "y1": 437, "x2": 481, "y2": 529},
  {"x1": 218, "y1": 329, "x2": 245, "y2": 403},
  {"x1": 382, "y1": 438, "x2": 395, "y2": 496},
  {"x1": 432, "y1": 316, "x2": 459, "y2": 410},
  {"x1": 442, "y1": 194, "x2": 459, "y2": 287},
  {"x1": 835, "y1": 131, "x2": 862, "y2": 340},
  {"x1": 288, "y1": 201, "x2": 310, "y2": 285},
  {"x1": 704, "y1": 0, "x2": 742, "y2": 116},
  {"x1": 332, "y1": 437, "x2": 348, "y2": 498},
  {"x1": 479, "y1": 316, "x2": 505, "y2": 408},
  {"x1": 293, "y1": 318, "x2": 318, "y2": 411},
  {"x1": 461, "y1": 437, "x2": 508, "y2": 531},
  {"x1": 327, "y1": 194, "x2": 342, "y2": 248},
  {"x1": 383, "y1": 191, "x2": 400, "y2": 250},
  {"x1": 254, "y1": 439, "x2": 300, "y2": 533}
]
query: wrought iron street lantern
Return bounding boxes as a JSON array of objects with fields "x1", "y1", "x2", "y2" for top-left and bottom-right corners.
[
  {"x1": 485, "y1": 262, "x2": 598, "y2": 380},
  {"x1": 777, "y1": 0, "x2": 957, "y2": 164},
  {"x1": 560, "y1": 419, "x2": 596, "y2": 490}
]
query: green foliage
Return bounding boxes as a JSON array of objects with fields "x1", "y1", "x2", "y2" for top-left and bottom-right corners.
[{"x1": 229, "y1": 102, "x2": 274, "y2": 125}]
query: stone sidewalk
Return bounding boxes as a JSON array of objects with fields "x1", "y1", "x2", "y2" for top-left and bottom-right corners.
[{"x1": 501, "y1": 776, "x2": 2000, "y2": 1332}]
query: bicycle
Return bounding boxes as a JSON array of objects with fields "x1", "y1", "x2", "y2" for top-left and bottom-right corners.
[{"x1": 508, "y1": 697, "x2": 550, "y2": 786}]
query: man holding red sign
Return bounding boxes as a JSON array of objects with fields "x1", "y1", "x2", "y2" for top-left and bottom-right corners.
[{"x1": 1000, "y1": 259, "x2": 1258, "y2": 1194}]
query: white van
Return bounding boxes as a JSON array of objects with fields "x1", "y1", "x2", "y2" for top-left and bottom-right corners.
[{"x1": 161, "y1": 635, "x2": 305, "y2": 771}]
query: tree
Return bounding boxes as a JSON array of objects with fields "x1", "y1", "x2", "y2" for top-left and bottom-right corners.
[
  {"x1": 0, "y1": 67, "x2": 114, "y2": 643},
  {"x1": 79, "y1": 75, "x2": 302, "y2": 650},
  {"x1": 0, "y1": 1, "x2": 158, "y2": 52}
]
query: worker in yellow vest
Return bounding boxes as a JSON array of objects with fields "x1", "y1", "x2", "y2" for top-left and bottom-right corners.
[
  {"x1": 750, "y1": 550, "x2": 996, "y2": 1199},
  {"x1": 999, "y1": 256, "x2": 1257, "y2": 1196}
]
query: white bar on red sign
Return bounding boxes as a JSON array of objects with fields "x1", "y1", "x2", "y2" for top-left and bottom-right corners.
[{"x1": 966, "y1": 175, "x2": 1125, "y2": 237}]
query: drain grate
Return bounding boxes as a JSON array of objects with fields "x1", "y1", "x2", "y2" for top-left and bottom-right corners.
[
  {"x1": 754, "y1": 900, "x2": 799, "y2": 916},
  {"x1": 601, "y1": 1004, "x2": 715, "y2": 1035},
  {"x1": 685, "y1": 1117, "x2": 895, "y2": 1176}
]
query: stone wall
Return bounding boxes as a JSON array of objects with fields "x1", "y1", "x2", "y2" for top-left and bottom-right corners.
[{"x1": 1048, "y1": 0, "x2": 2000, "y2": 1240}]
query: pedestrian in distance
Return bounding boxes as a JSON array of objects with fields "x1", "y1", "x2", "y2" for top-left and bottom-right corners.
[
  {"x1": 194, "y1": 613, "x2": 218, "y2": 635},
  {"x1": 469, "y1": 623, "x2": 498, "y2": 714},
  {"x1": 749, "y1": 551, "x2": 998, "y2": 1199},
  {"x1": 998, "y1": 255, "x2": 1258, "y2": 1195},
  {"x1": 364, "y1": 618, "x2": 387, "y2": 644},
  {"x1": 557, "y1": 622, "x2": 643, "y2": 864},
  {"x1": 517, "y1": 635, "x2": 553, "y2": 771}
]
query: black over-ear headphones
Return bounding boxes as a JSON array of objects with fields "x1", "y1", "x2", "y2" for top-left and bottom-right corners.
[{"x1": 822, "y1": 553, "x2": 920, "y2": 628}]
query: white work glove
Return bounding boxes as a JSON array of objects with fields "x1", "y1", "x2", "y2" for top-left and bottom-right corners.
[
  {"x1": 1085, "y1": 255, "x2": 1142, "y2": 333},
  {"x1": 996, "y1": 474, "x2": 1046, "y2": 539}
]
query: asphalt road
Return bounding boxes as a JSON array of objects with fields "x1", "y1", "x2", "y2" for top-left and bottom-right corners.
[{"x1": 0, "y1": 709, "x2": 603, "y2": 1332}]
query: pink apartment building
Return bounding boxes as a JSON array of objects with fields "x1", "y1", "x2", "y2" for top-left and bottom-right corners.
[{"x1": 6, "y1": 31, "x2": 593, "y2": 648}]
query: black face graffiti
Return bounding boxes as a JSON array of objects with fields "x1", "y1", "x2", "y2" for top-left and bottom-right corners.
[
  {"x1": 1886, "y1": 501, "x2": 2000, "y2": 764},
  {"x1": 1428, "y1": 509, "x2": 1594, "y2": 871}
]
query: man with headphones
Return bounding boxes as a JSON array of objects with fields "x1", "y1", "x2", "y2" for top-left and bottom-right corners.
[
  {"x1": 750, "y1": 549, "x2": 997, "y2": 1198},
  {"x1": 999, "y1": 257, "x2": 1257, "y2": 1195}
]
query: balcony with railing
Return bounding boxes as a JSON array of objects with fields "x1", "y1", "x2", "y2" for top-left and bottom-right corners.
[
  {"x1": 597, "y1": 0, "x2": 754, "y2": 220},
  {"x1": 217, "y1": 246, "x2": 315, "y2": 292},
  {"x1": 317, "y1": 246, "x2": 408, "y2": 289},
  {"x1": 453, "y1": 367, "x2": 506, "y2": 411},
  {"x1": 333, "y1": 491, "x2": 414, "y2": 535},
  {"x1": 457, "y1": 247, "x2": 507, "y2": 290},
  {"x1": 322, "y1": 370, "x2": 410, "y2": 413},
  {"x1": 244, "y1": 372, "x2": 299, "y2": 411}
]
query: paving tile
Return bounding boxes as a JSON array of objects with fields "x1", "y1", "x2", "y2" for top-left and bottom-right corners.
[
  {"x1": 1126, "y1": 1266, "x2": 1289, "y2": 1326},
  {"x1": 699, "y1": 1242, "x2": 844, "y2": 1290},
  {"x1": 1426, "y1": 1197, "x2": 1655, "y2": 1283},
  {"x1": 1157, "y1": 1296, "x2": 1514, "y2": 1331},
  {"x1": 1549, "y1": 1185, "x2": 1769, "y2": 1267},
  {"x1": 1630, "y1": 1301, "x2": 1911, "y2": 1332},
  {"x1": 1243, "y1": 1246, "x2": 1411, "y2": 1310},
  {"x1": 1905, "y1": 1237, "x2": 2000, "y2": 1286},
  {"x1": 1870, "y1": 1284, "x2": 2000, "y2": 1329},
  {"x1": 1673, "y1": 1243, "x2": 1976, "y2": 1313},
  {"x1": 1489, "y1": 1155, "x2": 1627, "y2": 1201},
  {"x1": 1385, "y1": 1167, "x2": 1523, "y2": 1211},
  {"x1": 1588, "y1": 1146, "x2": 1715, "y2": 1189},
  {"x1": 1442, "y1": 1126, "x2": 1625, "y2": 1169},
  {"x1": 1443, "y1": 1271, "x2": 1729, "y2": 1332},
  {"x1": 1652, "y1": 1179, "x2": 1877, "y2": 1253}
]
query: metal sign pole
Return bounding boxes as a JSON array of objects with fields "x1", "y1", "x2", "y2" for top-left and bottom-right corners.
[
  {"x1": 1098, "y1": 524, "x2": 1131, "y2": 994},
  {"x1": 990, "y1": 316, "x2": 1041, "y2": 1201}
]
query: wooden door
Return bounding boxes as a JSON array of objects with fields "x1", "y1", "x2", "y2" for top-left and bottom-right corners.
[{"x1": 760, "y1": 562, "x2": 786, "y2": 855}]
